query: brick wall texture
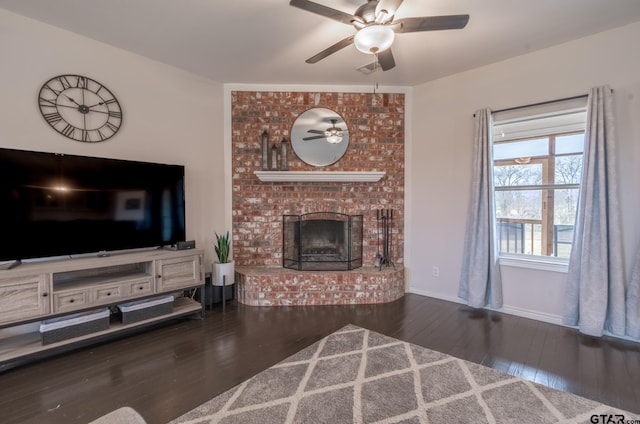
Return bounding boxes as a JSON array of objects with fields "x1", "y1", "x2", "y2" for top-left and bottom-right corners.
[
  {"x1": 236, "y1": 266, "x2": 405, "y2": 306},
  {"x1": 231, "y1": 91, "x2": 405, "y2": 269}
]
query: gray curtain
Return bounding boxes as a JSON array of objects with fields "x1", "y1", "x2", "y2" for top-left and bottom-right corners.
[
  {"x1": 458, "y1": 109, "x2": 503, "y2": 309},
  {"x1": 627, "y1": 246, "x2": 640, "y2": 339},
  {"x1": 563, "y1": 85, "x2": 626, "y2": 337}
]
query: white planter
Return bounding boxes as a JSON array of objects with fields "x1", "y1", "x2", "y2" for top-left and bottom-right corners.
[{"x1": 213, "y1": 261, "x2": 235, "y2": 286}]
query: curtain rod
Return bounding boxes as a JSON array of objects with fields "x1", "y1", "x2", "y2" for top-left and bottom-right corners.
[
  {"x1": 493, "y1": 94, "x2": 588, "y2": 115},
  {"x1": 472, "y1": 92, "x2": 597, "y2": 117}
]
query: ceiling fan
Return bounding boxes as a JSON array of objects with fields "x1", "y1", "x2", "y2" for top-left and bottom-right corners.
[
  {"x1": 303, "y1": 118, "x2": 345, "y2": 143},
  {"x1": 289, "y1": 0, "x2": 469, "y2": 71}
]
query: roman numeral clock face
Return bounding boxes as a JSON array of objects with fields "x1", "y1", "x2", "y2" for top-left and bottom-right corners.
[{"x1": 38, "y1": 74, "x2": 122, "y2": 142}]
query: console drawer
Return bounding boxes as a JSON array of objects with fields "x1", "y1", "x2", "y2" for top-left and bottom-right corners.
[
  {"x1": 93, "y1": 283, "x2": 127, "y2": 304},
  {"x1": 53, "y1": 289, "x2": 90, "y2": 313},
  {"x1": 126, "y1": 278, "x2": 154, "y2": 296}
]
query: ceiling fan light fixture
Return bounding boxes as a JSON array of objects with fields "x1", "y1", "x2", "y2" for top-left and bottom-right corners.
[
  {"x1": 354, "y1": 24, "x2": 395, "y2": 54},
  {"x1": 324, "y1": 128, "x2": 343, "y2": 144}
]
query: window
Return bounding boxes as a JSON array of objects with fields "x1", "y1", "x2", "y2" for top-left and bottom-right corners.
[{"x1": 492, "y1": 103, "x2": 586, "y2": 260}]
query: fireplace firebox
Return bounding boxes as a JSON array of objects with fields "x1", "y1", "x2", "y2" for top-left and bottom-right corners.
[{"x1": 283, "y1": 212, "x2": 363, "y2": 271}]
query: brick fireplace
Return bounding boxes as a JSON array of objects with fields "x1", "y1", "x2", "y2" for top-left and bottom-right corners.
[{"x1": 231, "y1": 91, "x2": 404, "y2": 306}]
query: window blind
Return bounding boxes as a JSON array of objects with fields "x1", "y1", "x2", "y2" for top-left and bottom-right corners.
[{"x1": 493, "y1": 96, "x2": 588, "y2": 142}]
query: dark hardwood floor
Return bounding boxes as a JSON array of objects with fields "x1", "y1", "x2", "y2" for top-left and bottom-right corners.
[{"x1": 1, "y1": 293, "x2": 639, "y2": 423}]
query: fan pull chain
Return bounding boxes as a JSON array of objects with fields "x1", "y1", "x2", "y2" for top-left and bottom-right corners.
[{"x1": 373, "y1": 52, "x2": 379, "y2": 94}]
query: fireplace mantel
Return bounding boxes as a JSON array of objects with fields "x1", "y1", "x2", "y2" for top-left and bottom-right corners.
[{"x1": 254, "y1": 171, "x2": 385, "y2": 183}]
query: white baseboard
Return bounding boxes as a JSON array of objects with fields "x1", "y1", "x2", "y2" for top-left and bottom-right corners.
[
  {"x1": 408, "y1": 288, "x2": 462, "y2": 305},
  {"x1": 408, "y1": 287, "x2": 564, "y2": 326},
  {"x1": 495, "y1": 305, "x2": 564, "y2": 326},
  {"x1": 407, "y1": 287, "x2": 639, "y2": 344}
]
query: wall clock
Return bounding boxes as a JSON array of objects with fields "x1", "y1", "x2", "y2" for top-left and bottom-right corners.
[{"x1": 38, "y1": 74, "x2": 122, "y2": 143}]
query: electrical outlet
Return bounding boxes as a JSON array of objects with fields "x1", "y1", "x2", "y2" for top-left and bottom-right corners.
[{"x1": 432, "y1": 266, "x2": 440, "y2": 277}]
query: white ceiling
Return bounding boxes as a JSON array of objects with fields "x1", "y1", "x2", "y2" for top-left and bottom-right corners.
[{"x1": 2, "y1": 0, "x2": 640, "y2": 87}]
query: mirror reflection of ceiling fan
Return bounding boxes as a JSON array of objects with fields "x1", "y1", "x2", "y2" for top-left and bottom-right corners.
[
  {"x1": 290, "y1": 0, "x2": 469, "y2": 71},
  {"x1": 303, "y1": 118, "x2": 345, "y2": 143}
]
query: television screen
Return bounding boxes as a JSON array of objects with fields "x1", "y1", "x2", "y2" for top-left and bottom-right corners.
[{"x1": 0, "y1": 148, "x2": 186, "y2": 262}]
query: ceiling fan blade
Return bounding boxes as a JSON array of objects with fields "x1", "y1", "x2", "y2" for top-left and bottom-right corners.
[
  {"x1": 306, "y1": 35, "x2": 355, "y2": 64},
  {"x1": 375, "y1": 0, "x2": 404, "y2": 23},
  {"x1": 303, "y1": 135, "x2": 326, "y2": 141},
  {"x1": 377, "y1": 48, "x2": 396, "y2": 71},
  {"x1": 289, "y1": 0, "x2": 362, "y2": 25},
  {"x1": 392, "y1": 15, "x2": 469, "y2": 33},
  {"x1": 307, "y1": 129, "x2": 325, "y2": 134}
]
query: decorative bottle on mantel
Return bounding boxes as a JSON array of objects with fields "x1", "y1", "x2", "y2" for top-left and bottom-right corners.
[
  {"x1": 261, "y1": 130, "x2": 269, "y2": 170},
  {"x1": 280, "y1": 137, "x2": 289, "y2": 171},
  {"x1": 270, "y1": 143, "x2": 278, "y2": 170}
]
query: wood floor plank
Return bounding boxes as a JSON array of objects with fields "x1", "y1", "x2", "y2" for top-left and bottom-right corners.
[{"x1": 0, "y1": 294, "x2": 638, "y2": 424}]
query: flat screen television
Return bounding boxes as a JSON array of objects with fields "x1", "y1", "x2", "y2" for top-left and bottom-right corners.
[{"x1": 0, "y1": 147, "x2": 186, "y2": 262}]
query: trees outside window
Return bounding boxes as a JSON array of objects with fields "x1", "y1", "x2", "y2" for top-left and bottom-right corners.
[{"x1": 493, "y1": 129, "x2": 584, "y2": 258}]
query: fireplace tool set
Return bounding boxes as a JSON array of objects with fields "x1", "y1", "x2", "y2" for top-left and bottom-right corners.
[{"x1": 375, "y1": 209, "x2": 395, "y2": 270}]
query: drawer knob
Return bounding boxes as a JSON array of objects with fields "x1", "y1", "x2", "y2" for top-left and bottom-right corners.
[
  {"x1": 42, "y1": 292, "x2": 48, "y2": 297},
  {"x1": 106, "y1": 292, "x2": 111, "y2": 296},
  {"x1": 69, "y1": 299, "x2": 75, "y2": 303},
  {"x1": 138, "y1": 286, "x2": 144, "y2": 290}
]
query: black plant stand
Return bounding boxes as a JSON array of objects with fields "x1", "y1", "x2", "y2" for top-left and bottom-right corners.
[{"x1": 197, "y1": 273, "x2": 235, "y2": 310}]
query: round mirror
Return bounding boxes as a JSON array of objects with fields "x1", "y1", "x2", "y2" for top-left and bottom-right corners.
[{"x1": 290, "y1": 108, "x2": 350, "y2": 167}]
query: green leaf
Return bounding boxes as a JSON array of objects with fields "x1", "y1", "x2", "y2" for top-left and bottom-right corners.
[{"x1": 214, "y1": 230, "x2": 231, "y2": 263}]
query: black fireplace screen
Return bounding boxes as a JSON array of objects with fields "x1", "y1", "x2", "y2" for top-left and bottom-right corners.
[{"x1": 283, "y1": 212, "x2": 363, "y2": 271}]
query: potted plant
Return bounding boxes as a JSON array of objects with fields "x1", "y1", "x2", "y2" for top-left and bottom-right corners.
[{"x1": 213, "y1": 231, "x2": 234, "y2": 287}]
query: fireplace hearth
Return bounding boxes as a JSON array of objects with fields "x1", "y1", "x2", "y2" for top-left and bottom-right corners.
[{"x1": 283, "y1": 212, "x2": 363, "y2": 271}]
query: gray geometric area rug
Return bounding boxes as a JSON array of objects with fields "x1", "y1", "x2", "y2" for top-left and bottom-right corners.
[{"x1": 170, "y1": 325, "x2": 639, "y2": 424}]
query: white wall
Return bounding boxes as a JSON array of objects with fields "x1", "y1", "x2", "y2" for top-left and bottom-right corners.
[
  {"x1": 4, "y1": 8, "x2": 638, "y2": 323},
  {"x1": 409, "y1": 22, "x2": 640, "y2": 324},
  {"x1": 0, "y1": 9, "x2": 226, "y2": 267}
]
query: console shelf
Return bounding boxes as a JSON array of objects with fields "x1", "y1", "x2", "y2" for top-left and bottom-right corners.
[
  {"x1": 0, "y1": 297, "x2": 201, "y2": 367},
  {"x1": 53, "y1": 271, "x2": 152, "y2": 291},
  {"x1": 0, "y1": 249, "x2": 204, "y2": 371}
]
